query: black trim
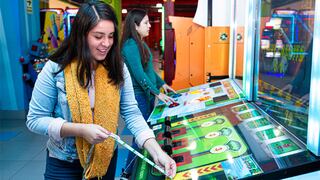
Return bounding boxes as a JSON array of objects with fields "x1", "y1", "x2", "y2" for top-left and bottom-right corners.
[
  {"x1": 242, "y1": 160, "x2": 320, "y2": 180},
  {"x1": 208, "y1": 0, "x2": 212, "y2": 26}
]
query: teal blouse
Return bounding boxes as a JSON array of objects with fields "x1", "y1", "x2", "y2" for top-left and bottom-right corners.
[{"x1": 121, "y1": 39, "x2": 165, "y2": 98}]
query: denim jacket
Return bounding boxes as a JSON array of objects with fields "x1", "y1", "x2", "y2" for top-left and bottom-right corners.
[{"x1": 27, "y1": 60, "x2": 155, "y2": 162}]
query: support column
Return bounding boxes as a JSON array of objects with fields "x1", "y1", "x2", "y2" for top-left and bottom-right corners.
[{"x1": 163, "y1": 0, "x2": 175, "y2": 85}]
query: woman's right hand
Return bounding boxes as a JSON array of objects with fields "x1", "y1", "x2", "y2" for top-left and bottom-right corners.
[
  {"x1": 156, "y1": 93, "x2": 175, "y2": 104},
  {"x1": 80, "y1": 124, "x2": 110, "y2": 144},
  {"x1": 162, "y1": 84, "x2": 177, "y2": 94}
]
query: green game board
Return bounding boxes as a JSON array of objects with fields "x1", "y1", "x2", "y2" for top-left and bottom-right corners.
[{"x1": 154, "y1": 115, "x2": 248, "y2": 172}]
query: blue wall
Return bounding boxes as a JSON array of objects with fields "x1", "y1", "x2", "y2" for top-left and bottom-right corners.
[{"x1": 0, "y1": 0, "x2": 40, "y2": 110}]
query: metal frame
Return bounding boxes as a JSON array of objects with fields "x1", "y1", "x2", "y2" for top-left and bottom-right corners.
[
  {"x1": 307, "y1": 0, "x2": 320, "y2": 156},
  {"x1": 242, "y1": 0, "x2": 260, "y2": 101},
  {"x1": 229, "y1": 0, "x2": 236, "y2": 79}
]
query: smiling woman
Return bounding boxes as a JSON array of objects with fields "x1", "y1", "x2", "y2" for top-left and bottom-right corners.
[
  {"x1": 87, "y1": 20, "x2": 115, "y2": 63},
  {"x1": 26, "y1": 1, "x2": 176, "y2": 180}
]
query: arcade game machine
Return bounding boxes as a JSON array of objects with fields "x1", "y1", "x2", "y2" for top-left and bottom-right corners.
[
  {"x1": 131, "y1": 0, "x2": 320, "y2": 179},
  {"x1": 21, "y1": 8, "x2": 65, "y2": 81},
  {"x1": 20, "y1": 7, "x2": 70, "y2": 108},
  {"x1": 64, "y1": 8, "x2": 78, "y2": 37},
  {"x1": 21, "y1": 8, "x2": 67, "y2": 91},
  {"x1": 167, "y1": 0, "x2": 232, "y2": 90},
  {"x1": 40, "y1": 8, "x2": 65, "y2": 53},
  {"x1": 19, "y1": 8, "x2": 63, "y2": 106}
]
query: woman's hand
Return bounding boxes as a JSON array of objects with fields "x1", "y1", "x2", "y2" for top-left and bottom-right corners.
[
  {"x1": 156, "y1": 93, "x2": 175, "y2": 104},
  {"x1": 162, "y1": 84, "x2": 177, "y2": 94},
  {"x1": 61, "y1": 123, "x2": 110, "y2": 145},
  {"x1": 80, "y1": 124, "x2": 110, "y2": 144},
  {"x1": 153, "y1": 150, "x2": 176, "y2": 178},
  {"x1": 143, "y1": 138, "x2": 177, "y2": 178}
]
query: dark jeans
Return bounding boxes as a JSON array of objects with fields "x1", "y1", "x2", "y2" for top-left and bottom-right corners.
[
  {"x1": 135, "y1": 93, "x2": 154, "y2": 120},
  {"x1": 123, "y1": 94, "x2": 154, "y2": 176},
  {"x1": 44, "y1": 149, "x2": 118, "y2": 180}
]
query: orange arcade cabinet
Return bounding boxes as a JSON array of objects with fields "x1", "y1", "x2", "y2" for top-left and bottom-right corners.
[{"x1": 168, "y1": 0, "x2": 244, "y2": 90}]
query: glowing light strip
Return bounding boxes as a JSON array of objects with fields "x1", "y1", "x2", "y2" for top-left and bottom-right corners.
[{"x1": 108, "y1": 133, "x2": 172, "y2": 178}]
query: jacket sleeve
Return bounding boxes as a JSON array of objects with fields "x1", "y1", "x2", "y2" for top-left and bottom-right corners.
[
  {"x1": 120, "y1": 64, "x2": 155, "y2": 148},
  {"x1": 26, "y1": 61, "x2": 66, "y2": 141},
  {"x1": 154, "y1": 71, "x2": 165, "y2": 89},
  {"x1": 122, "y1": 40, "x2": 161, "y2": 95}
]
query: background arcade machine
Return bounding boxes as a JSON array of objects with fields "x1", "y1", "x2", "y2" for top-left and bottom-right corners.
[
  {"x1": 40, "y1": 8, "x2": 65, "y2": 53},
  {"x1": 131, "y1": 0, "x2": 320, "y2": 179},
  {"x1": 64, "y1": 8, "x2": 78, "y2": 37},
  {"x1": 19, "y1": 8, "x2": 63, "y2": 108},
  {"x1": 25, "y1": 7, "x2": 77, "y2": 75},
  {"x1": 168, "y1": 16, "x2": 205, "y2": 89},
  {"x1": 258, "y1": 4, "x2": 315, "y2": 141},
  {"x1": 259, "y1": 9, "x2": 311, "y2": 79},
  {"x1": 20, "y1": 8, "x2": 66, "y2": 106},
  {"x1": 167, "y1": 0, "x2": 245, "y2": 90}
]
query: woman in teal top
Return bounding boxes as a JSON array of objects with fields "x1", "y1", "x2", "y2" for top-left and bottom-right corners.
[
  {"x1": 120, "y1": 9, "x2": 176, "y2": 178},
  {"x1": 121, "y1": 9, "x2": 176, "y2": 120}
]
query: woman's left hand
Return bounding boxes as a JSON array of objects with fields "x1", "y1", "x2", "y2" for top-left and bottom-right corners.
[
  {"x1": 144, "y1": 138, "x2": 177, "y2": 178},
  {"x1": 153, "y1": 150, "x2": 176, "y2": 178},
  {"x1": 162, "y1": 84, "x2": 177, "y2": 94}
]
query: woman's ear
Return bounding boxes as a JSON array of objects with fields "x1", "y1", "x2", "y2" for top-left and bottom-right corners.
[{"x1": 135, "y1": 23, "x2": 139, "y2": 31}]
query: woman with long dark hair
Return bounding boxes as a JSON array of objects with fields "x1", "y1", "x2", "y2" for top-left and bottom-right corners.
[
  {"x1": 121, "y1": 9, "x2": 176, "y2": 120},
  {"x1": 120, "y1": 8, "x2": 177, "y2": 178},
  {"x1": 27, "y1": 2, "x2": 176, "y2": 179}
]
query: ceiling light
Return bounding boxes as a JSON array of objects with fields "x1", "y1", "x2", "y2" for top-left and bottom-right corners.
[{"x1": 156, "y1": 3, "x2": 162, "y2": 8}]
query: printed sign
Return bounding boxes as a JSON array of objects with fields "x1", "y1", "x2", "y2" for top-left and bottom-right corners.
[{"x1": 26, "y1": 0, "x2": 32, "y2": 14}]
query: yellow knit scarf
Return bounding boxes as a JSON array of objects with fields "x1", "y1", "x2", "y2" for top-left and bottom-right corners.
[{"x1": 64, "y1": 60, "x2": 120, "y2": 179}]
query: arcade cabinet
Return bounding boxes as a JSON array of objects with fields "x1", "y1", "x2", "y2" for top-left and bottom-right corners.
[{"x1": 131, "y1": 0, "x2": 320, "y2": 179}]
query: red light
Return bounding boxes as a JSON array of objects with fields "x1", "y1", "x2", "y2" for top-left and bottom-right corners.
[{"x1": 31, "y1": 45, "x2": 38, "y2": 51}]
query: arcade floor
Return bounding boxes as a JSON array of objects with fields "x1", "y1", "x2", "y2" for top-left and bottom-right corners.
[{"x1": 0, "y1": 114, "x2": 134, "y2": 180}]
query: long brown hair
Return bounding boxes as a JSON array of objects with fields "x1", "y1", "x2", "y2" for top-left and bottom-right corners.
[
  {"x1": 121, "y1": 9, "x2": 150, "y2": 68},
  {"x1": 50, "y1": 1, "x2": 123, "y2": 88}
]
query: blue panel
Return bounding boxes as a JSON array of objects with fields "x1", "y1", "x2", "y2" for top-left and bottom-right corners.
[
  {"x1": 116, "y1": 148, "x2": 130, "y2": 178},
  {"x1": 0, "y1": 0, "x2": 40, "y2": 110},
  {"x1": 0, "y1": 131, "x2": 20, "y2": 141},
  {"x1": 0, "y1": 0, "x2": 20, "y2": 110}
]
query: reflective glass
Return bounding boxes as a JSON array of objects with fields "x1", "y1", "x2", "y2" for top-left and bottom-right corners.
[{"x1": 257, "y1": 0, "x2": 315, "y2": 142}]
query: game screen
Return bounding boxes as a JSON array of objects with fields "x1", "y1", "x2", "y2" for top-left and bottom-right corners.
[
  {"x1": 148, "y1": 79, "x2": 244, "y2": 125},
  {"x1": 133, "y1": 79, "x2": 318, "y2": 180},
  {"x1": 257, "y1": 0, "x2": 315, "y2": 143}
]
